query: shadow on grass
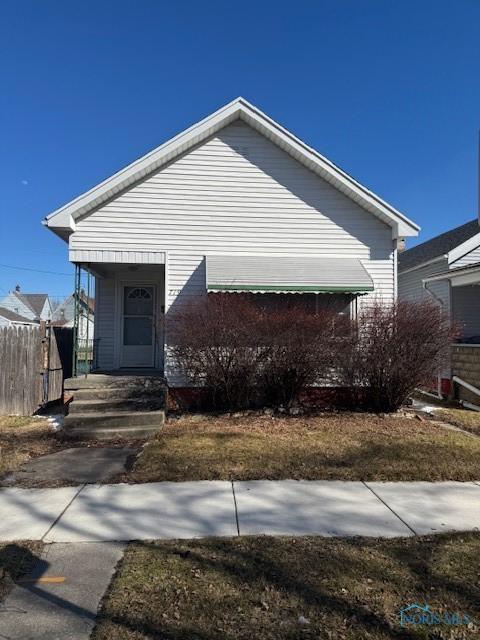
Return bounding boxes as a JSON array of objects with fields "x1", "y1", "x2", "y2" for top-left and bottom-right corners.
[
  {"x1": 93, "y1": 534, "x2": 480, "y2": 639},
  {"x1": 132, "y1": 427, "x2": 480, "y2": 482}
]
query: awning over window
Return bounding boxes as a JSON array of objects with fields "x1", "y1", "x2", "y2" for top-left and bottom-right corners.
[{"x1": 206, "y1": 256, "x2": 374, "y2": 294}]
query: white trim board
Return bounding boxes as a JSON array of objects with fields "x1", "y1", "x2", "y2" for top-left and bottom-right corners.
[
  {"x1": 69, "y1": 250, "x2": 166, "y2": 265},
  {"x1": 448, "y1": 232, "x2": 480, "y2": 265},
  {"x1": 44, "y1": 98, "x2": 419, "y2": 240}
]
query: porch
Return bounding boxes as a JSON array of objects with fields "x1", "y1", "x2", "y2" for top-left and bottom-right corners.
[{"x1": 70, "y1": 250, "x2": 166, "y2": 374}]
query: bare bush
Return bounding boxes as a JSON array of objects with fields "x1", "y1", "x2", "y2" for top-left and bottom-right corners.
[
  {"x1": 258, "y1": 306, "x2": 341, "y2": 408},
  {"x1": 169, "y1": 294, "x2": 455, "y2": 415},
  {"x1": 167, "y1": 294, "x2": 263, "y2": 410},
  {"x1": 336, "y1": 299, "x2": 456, "y2": 413}
]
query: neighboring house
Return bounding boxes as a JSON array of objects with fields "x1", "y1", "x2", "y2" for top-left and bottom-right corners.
[
  {"x1": 0, "y1": 287, "x2": 52, "y2": 322},
  {"x1": 398, "y1": 219, "x2": 480, "y2": 339},
  {"x1": 51, "y1": 291, "x2": 95, "y2": 340},
  {"x1": 399, "y1": 219, "x2": 480, "y2": 400},
  {"x1": 0, "y1": 306, "x2": 37, "y2": 327},
  {"x1": 44, "y1": 97, "x2": 419, "y2": 383}
]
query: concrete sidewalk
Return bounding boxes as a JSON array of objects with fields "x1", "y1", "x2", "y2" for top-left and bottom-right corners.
[
  {"x1": 0, "y1": 542, "x2": 123, "y2": 640},
  {"x1": 1, "y1": 480, "x2": 479, "y2": 542}
]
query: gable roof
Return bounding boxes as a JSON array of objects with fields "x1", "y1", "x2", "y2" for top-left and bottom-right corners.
[
  {"x1": 399, "y1": 219, "x2": 480, "y2": 272},
  {"x1": 44, "y1": 97, "x2": 419, "y2": 240},
  {"x1": 0, "y1": 306, "x2": 36, "y2": 324},
  {"x1": 15, "y1": 292, "x2": 49, "y2": 317},
  {"x1": 51, "y1": 292, "x2": 95, "y2": 322}
]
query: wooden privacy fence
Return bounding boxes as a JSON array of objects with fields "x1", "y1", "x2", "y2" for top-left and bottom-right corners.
[{"x1": 0, "y1": 323, "x2": 64, "y2": 415}]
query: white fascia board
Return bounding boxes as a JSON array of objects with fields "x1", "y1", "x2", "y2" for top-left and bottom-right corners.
[
  {"x1": 238, "y1": 100, "x2": 419, "y2": 237},
  {"x1": 423, "y1": 263, "x2": 480, "y2": 286},
  {"x1": 43, "y1": 97, "x2": 420, "y2": 238},
  {"x1": 448, "y1": 231, "x2": 480, "y2": 264},
  {"x1": 450, "y1": 271, "x2": 480, "y2": 287},
  {"x1": 43, "y1": 99, "x2": 242, "y2": 230}
]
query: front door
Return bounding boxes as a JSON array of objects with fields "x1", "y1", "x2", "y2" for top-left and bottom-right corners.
[{"x1": 121, "y1": 285, "x2": 155, "y2": 368}]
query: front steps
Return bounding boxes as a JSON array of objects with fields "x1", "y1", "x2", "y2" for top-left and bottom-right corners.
[{"x1": 63, "y1": 373, "x2": 166, "y2": 440}]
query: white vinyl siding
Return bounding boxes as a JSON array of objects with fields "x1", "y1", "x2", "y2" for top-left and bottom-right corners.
[
  {"x1": 72, "y1": 121, "x2": 396, "y2": 379},
  {"x1": 95, "y1": 277, "x2": 116, "y2": 370},
  {"x1": 0, "y1": 293, "x2": 36, "y2": 321},
  {"x1": 39, "y1": 298, "x2": 52, "y2": 321},
  {"x1": 451, "y1": 245, "x2": 480, "y2": 269}
]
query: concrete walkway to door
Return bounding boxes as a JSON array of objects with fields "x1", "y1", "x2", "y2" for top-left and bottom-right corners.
[{"x1": 1, "y1": 479, "x2": 480, "y2": 542}]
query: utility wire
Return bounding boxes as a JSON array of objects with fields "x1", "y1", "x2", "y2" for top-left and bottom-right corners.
[{"x1": 0, "y1": 263, "x2": 73, "y2": 276}]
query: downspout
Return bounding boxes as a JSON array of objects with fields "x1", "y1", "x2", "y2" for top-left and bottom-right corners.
[{"x1": 422, "y1": 278, "x2": 450, "y2": 399}]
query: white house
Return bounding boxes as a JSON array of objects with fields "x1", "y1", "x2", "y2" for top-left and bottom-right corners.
[
  {"x1": 44, "y1": 98, "x2": 419, "y2": 383},
  {"x1": 0, "y1": 306, "x2": 37, "y2": 327},
  {"x1": 51, "y1": 291, "x2": 95, "y2": 341},
  {"x1": 0, "y1": 288, "x2": 52, "y2": 323}
]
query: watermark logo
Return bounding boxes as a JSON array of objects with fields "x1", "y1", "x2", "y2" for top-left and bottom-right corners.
[{"x1": 399, "y1": 603, "x2": 471, "y2": 627}]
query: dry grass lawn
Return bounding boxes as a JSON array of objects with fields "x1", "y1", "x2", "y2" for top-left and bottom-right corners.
[
  {"x1": 0, "y1": 415, "x2": 142, "y2": 487},
  {"x1": 0, "y1": 541, "x2": 43, "y2": 601},
  {"x1": 127, "y1": 412, "x2": 480, "y2": 482},
  {"x1": 93, "y1": 533, "x2": 480, "y2": 640},
  {"x1": 435, "y1": 407, "x2": 480, "y2": 436},
  {"x1": 0, "y1": 416, "x2": 58, "y2": 480}
]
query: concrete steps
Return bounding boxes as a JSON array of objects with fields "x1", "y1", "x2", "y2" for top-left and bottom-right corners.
[
  {"x1": 67, "y1": 388, "x2": 140, "y2": 401},
  {"x1": 65, "y1": 374, "x2": 165, "y2": 391},
  {"x1": 62, "y1": 373, "x2": 167, "y2": 441},
  {"x1": 68, "y1": 397, "x2": 165, "y2": 414}
]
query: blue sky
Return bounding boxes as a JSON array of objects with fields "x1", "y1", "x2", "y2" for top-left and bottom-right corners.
[{"x1": 1, "y1": 0, "x2": 479, "y2": 298}]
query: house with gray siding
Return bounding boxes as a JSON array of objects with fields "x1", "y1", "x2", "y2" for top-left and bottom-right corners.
[
  {"x1": 399, "y1": 219, "x2": 480, "y2": 398},
  {"x1": 398, "y1": 219, "x2": 480, "y2": 338},
  {"x1": 44, "y1": 97, "x2": 419, "y2": 384}
]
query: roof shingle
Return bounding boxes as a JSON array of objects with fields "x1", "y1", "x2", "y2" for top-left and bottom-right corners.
[
  {"x1": 0, "y1": 306, "x2": 35, "y2": 323},
  {"x1": 398, "y1": 219, "x2": 480, "y2": 272},
  {"x1": 15, "y1": 292, "x2": 48, "y2": 317}
]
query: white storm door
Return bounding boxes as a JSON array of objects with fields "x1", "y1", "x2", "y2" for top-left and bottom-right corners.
[{"x1": 121, "y1": 285, "x2": 155, "y2": 368}]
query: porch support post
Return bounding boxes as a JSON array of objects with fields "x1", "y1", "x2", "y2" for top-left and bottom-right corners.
[{"x1": 72, "y1": 263, "x2": 81, "y2": 377}]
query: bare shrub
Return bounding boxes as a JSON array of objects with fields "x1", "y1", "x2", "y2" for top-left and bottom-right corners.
[
  {"x1": 167, "y1": 294, "x2": 264, "y2": 410},
  {"x1": 258, "y1": 306, "x2": 342, "y2": 408},
  {"x1": 336, "y1": 299, "x2": 456, "y2": 413}
]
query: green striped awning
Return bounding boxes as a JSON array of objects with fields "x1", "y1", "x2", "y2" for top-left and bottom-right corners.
[{"x1": 206, "y1": 256, "x2": 374, "y2": 294}]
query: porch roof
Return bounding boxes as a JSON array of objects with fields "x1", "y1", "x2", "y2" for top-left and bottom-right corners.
[
  {"x1": 423, "y1": 261, "x2": 480, "y2": 287},
  {"x1": 206, "y1": 255, "x2": 374, "y2": 294}
]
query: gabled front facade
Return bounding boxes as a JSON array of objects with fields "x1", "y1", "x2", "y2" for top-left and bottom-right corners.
[
  {"x1": 0, "y1": 290, "x2": 52, "y2": 323},
  {"x1": 44, "y1": 98, "x2": 419, "y2": 382}
]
